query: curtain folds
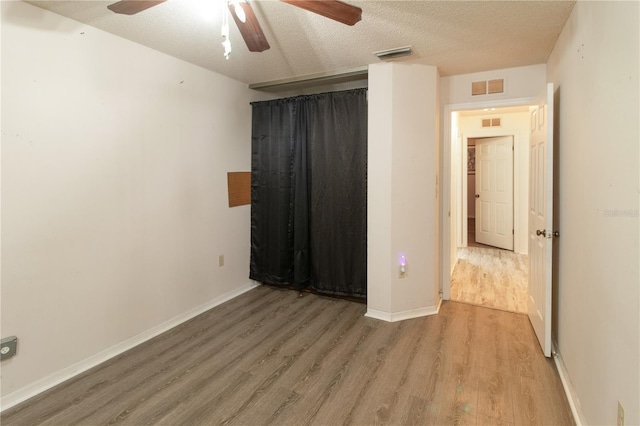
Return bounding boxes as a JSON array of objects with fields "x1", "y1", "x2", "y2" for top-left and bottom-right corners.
[{"x1": 249, "y1": 89, "x2": 367, "y2": 299}]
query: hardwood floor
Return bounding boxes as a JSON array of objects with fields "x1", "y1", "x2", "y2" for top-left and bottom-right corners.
[
  {"x1": 2, "y1": 286, "x2": 573, "y2": 426},
  {"x1": 450, "y1": 247, "x2": 528, "y2": 313},
  {"x1": 453, "y1": 218, "x2": 529, "y2": 313}
]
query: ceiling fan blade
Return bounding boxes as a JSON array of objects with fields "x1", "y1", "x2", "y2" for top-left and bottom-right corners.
[
  {"x1": 107, "y1": 0, "x2": 167, "y2": 15},
  {"x1": 228, "y1": 2, "x2": 270, "y2": 53},
  {"x1": 281, "y1": 0, "x2": 362, "y2": 26}
]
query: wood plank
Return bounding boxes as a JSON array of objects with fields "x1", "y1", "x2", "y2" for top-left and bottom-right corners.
[
  {"x1": 438, "y1": 303, "x2": 480, "y2": 425},
  {"x1": 260, "y1": 312, "x2": 379, "y2": 425},
  {"x1": 182, "y1": 298, "x2": 354, "y2": 425},
  {"x1": 1, "y1": 286, "x2": 283, "y2": 425},
  {"x1": 1, "y1": 289, "x2": 574, "y2": 426},
  {"x1": 327, "y1": 318, "x2": 428, "y2": 425},
  {"x1": 309, "y1": 321, "x2": 407, "y2": 425},
  {"x1": 450, "y1": 247, "x2": 528, "y2": 313},
  {"x1": 105, "y1": 294, "x2": 328, "y2": 425},
  {"x1": 475, "y1": 308, "x2": 516, "y2": 423},
  {"x1": 510, "y1": 313, "x2": 575, "y2": 425}
]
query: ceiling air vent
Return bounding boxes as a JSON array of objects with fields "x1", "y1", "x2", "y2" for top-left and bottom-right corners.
[{"x1": 374, "y1": 46, "x2": 413, "y2": 61}]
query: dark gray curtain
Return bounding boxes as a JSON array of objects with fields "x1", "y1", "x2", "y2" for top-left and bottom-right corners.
[{"x1": 249, "y1": 89, "x2": 367, "y2": 299}]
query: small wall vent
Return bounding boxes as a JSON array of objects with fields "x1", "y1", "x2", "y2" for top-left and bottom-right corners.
[
  {"x1": 482, "y1": 117, "x2": 502, "y2": 128},
  {"x1": 488, "y1": 79, "x2": 504, "y2": 94},
  {"x1": 472, "y1": 78, "x2": 505, "y2": 96},
  {"x1": 472, "y1": 81, "x2": 487, "y2": 96}
]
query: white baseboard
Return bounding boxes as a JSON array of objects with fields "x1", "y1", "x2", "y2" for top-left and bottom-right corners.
[
  {"x1": 552, "y1": 344, "x2": 586, "y2": 425},
  {"x1": 0, "y1": 282, "x2": 259, "y2": 412},
  {"x1": 365, "y1": 299, "x2": 441, "y2": 322}
]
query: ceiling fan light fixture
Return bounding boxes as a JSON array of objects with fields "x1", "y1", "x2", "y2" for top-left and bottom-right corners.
[
  {"x1": 221, "y1": 2, "x2": 231, "y2": 59},
  {"x1": 374, "y1": 46, "x2": 413, "y2": 61}
]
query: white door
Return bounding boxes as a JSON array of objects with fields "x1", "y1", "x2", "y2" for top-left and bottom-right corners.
[
  {"x1": 528, "y1": 83, "x2": 555, "y2": 357},
  {"x1": 475, "y1": 136, "x2": 514, "y2": 250}
]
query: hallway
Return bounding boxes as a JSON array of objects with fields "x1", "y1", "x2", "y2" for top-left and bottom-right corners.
[{"x1": 450, "y1": 246, "x2": 528, "y2": 313}]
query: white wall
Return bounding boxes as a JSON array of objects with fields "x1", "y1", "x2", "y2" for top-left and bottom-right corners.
[
  {"x1": 440, "y1": 64, "x2": 546, "y2": 106},
  {"x1": 546, "y1": 1, "x2": 639, "y2": 424},
  {"x1": 1, "y1": 1, "x2": 264, "y2": 407},
  {"x1": 458, "y1": 111, "x2": 530, "y2": 254},
  {"x1": 367, "y1": 63, "x2": 440, "y2": 321}
]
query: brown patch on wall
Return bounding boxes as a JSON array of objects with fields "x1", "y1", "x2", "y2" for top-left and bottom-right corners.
[{"x1": 227, "y1": 172, "x2": 251, "y2": 207}]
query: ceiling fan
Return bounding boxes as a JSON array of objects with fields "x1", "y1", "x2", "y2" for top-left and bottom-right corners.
[{"x1": 107, "y1": 0, "x2": 362, "y2": 56}]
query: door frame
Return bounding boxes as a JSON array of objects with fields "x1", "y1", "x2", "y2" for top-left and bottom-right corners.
[{"x1": 441, "y1": 98, "x2": 534, "y2": 300}]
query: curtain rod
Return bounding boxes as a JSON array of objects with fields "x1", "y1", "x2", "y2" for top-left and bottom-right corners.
[{"x1": 248, "y1": 66, "x2": 369, "y2": 91}]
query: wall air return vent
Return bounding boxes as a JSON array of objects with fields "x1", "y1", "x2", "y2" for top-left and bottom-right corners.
[
  {"x1": 472, "y1": 78, "x2": 505, "y2": 96},
  {"x1": 488, "y1": 79, "x2": 504, "y2": 94},
  {"x1": 472, "y1": 81, "x2": 487, "y2": 96},
  {"x1": 482, "y1": 117, "x2": 502, "y2": 128}
]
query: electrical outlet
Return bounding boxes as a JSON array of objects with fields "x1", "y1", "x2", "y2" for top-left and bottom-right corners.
[
  {"x1": 218, "y1": 255, "x2": 224, "y2": 267},
  {"x1": 617, "y1": 401, "x2": 625, "y2": 426},
  {"x1": 399, "y1": 255, "x2": 407, "y2": 278},
  {"x1": 1, "y1": 336, "x2": 18, "y2": 361},
  {"x1": 399, "y1": 265, "x2": 406, "y2": 278}
]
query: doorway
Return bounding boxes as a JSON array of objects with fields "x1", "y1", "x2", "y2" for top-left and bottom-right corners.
[
  {"x1": 447, "y1": 106, "x2": 532, "y2": 313},
  {"x1": 468, "y1": 136, "x2": 514, "y2": 250}
]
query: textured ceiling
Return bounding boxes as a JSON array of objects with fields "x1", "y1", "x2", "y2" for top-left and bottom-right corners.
[{"x1": 24, "y1": 0, "x2": 575, "y2": 86}]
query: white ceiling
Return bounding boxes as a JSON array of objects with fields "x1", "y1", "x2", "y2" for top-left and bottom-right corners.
[{"x1": 25, "y1": 0, "x2": 575, "y2": 86}]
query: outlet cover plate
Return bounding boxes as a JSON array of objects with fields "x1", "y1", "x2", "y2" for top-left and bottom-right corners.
[{"x1": 1, "y1": 336, "x2": 18, "y2": 360}]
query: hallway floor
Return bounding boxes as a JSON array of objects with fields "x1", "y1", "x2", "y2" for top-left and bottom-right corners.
[{"x1": 450, "y1": 246, "x2": 528, "y2": 313}]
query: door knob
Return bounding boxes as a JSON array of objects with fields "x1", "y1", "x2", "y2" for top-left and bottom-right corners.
[
  {"x1": 536, "y1": 229, "x2": 546, "y2": 237},
  {"x1": 475, "y1": 194, "x2": 480, "y2": 198}
]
